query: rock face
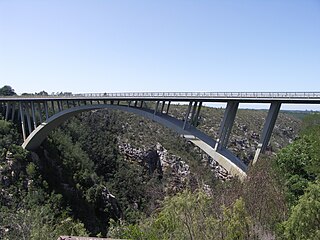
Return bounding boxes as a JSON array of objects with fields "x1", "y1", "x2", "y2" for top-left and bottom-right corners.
[{"x1": 118, "y1": 142, "x2": 232, "y2": 192}]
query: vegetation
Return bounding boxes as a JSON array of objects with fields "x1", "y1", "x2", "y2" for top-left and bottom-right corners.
[{"x1": 0, "y1": 85, "x2": 319, "y2": 239}]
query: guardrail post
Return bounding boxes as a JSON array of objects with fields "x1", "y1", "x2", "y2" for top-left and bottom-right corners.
[
  {"x1": 215, "y1": 101, "x2": 239, "y2": 150},
  {"x1": 253, "y1": 102, "x2": 281, "y2": 164}
]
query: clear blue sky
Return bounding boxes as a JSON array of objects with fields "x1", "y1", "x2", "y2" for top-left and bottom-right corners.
[{"x1": 0, "y1": 0, "x2": 319, "y2": 95}]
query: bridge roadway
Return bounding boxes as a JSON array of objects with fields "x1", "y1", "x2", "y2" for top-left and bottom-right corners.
[
  {"x1": 1, "y1": 92, "x2": 319, "y2": 179},
  {"x1": 2, "y1": 91, "x2": 320, "y2": 103}
]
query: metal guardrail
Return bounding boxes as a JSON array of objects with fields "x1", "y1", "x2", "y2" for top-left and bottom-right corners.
[{"x1": 1, "y1": 92, "x2": 320, "y2": 99}]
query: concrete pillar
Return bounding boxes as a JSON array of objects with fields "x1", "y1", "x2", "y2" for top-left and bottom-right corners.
[
  {"x1": 193, "y1": 102, "x2": 202, "y2": 126},
  {"x1": 67, "y1": 101, "x2": 70, "y2": 108},
  {"x1": 253, "y1": 102, "x2": 281, "y2": 164},
  {"x1": 44, "y1": 101, "x2": 49, "y2": 120},
  {"x1": 134, "y1": 101, "x2": 138, "y2": 107},
  {"x1": 37, "y1": 102, "x2": 43, "y2": 123},
  {"x1": 161, "y1": 101, "x2": 165, "y2": 113},
  {"x1": 154, "y1": 101, "x2": 160, "y2": 115},
  {"x1": 183, "y1": 101, "x2": 193, "y2": 129},
  {"x1": 215, "y1": 101, "x2": 239, "y2": 150},
  {"x1": 166, "y1": 101, "x2": 171, "y2": 114},
  {"x1": 19, "y1": 102, "x2": 26, "y2": 141},
  {"x1": 25, "y1": 103, "x2": 32, "y2": 134},
  {"x1": 5, "y1": 102, "x2": 10, "y2": 121},
  {"x1": 140, "y1": 101, "x2": 144, "y2": 108},
  {"x1": 11, "y1": 102, "x2": 15, "y2": 121},
  {"x1": 189, "y1": 102, "x2": 198, "y2": 127},
  {"x1": 51, "y1": 101, "x2": 55, "y2": 114},
  {"x1": 31, "y1": 101, "x2": 37, "y2": 129},
  {"x1": 58, "y1": 101, "x2": 62, "y2": 111}
]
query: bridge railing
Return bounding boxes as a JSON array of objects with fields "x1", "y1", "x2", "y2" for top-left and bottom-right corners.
[
  {"x1": 1, "y1": 92, "x2": 320, "y2": 99},
  {"x1": 56, "y1": 91, "x2": 320, "y2": 98}
]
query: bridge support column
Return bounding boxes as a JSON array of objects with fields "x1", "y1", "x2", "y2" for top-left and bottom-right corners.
[
  {"x1": 215, "y1": 101, "x2": 239, "y2": 150},
  {"x1": 5, "y1": 102, "x2": 10, "y2": 121},
  {"x1": 25, "y1": 103, "x2": 32, "y2": 134},
  {"x1": 44, "y1": 101, "x2": 49, "y2": 120},
  {"x1": 154, "y1": 101, "x2": 160, "y2": 115},
  {"x1": 189, "y1": 102, "x2": 198, "y2": 127},
  {"x1": 166, "y1": 101, "x2": 171, "y2": 114},
  {"x1": 51, "y1": 101, "x2": 55, "y2": 114},
  {"x1": 19, "y1": 102, "x2": 26, "y2": 141},
  {"x1": 253, "y1": 102, "x2": 281, "y2": 164},
  {"x1": 11, "y1": 102, "x2": 16, "y2": 121},
  {"x1": 183, "y1": 101, "x2": 193, "y2": 129},
  {"x1": 192, "y1": 102, "x2": 202, "y2": 126},
  {"x1": 31, "y1": 101, "x2": 37, "y2": 129},
  {"x1": 161, "y1": 101, "x2": 165, "y2": 113},
  {"x1": 37, "y1": 103, "x2": 42, "y2": 123}
]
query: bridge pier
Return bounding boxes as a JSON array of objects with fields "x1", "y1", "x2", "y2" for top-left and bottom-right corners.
[
  {"x1": 189, "y1": 102, "x2": 198, "y2": 127},
  {"x1": 193, "y1": 102, "x2": 202, "y2": 126},
  {"x1": 166, "y1": 101, "x2": 171, "y2": 114},
  {"x1": 31, "y1": 101, "x2": 37, "y2": 129},
  {"x1": 19, "y1": 102, "x2": 27, "y2": 141},
  {"x1": 25, "y1": 103, "x2": 32, "y2": 135},
  {"x1": 161, "y1": 101, "x2": 165, "y2": 113},
  {"x1": 154, "y1": 101, "x2": 160, "y2": 115},
  {"x1": 253, "y1": 102, "x2": 281, "y2": 164},
  {"x1": 183, "y1": 101, "x2": 193, "y2": 129},
  {"x1": 5, "y1": 102, "x2": 10, "y2": 121},
  {"x1": 215, "y1": 101, "x2": 239, "y2": 151},
  {"x1": 44, "y1": 101, "x2": 49, "y2": 120},
  {"x1": 11, "y1": 102, "x2": 16, "y2": 121}
]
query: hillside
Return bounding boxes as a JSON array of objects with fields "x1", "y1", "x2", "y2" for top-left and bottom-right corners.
[{"x1": 0, "y1": 102, "x2": 310, "y2": 239}]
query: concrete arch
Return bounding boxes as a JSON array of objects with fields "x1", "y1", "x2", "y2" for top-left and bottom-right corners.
[{"x1": 22, "y1": 104, "x2": 247, "y2": 178}]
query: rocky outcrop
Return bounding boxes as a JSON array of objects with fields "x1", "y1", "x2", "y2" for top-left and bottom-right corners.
[{"x1": 118, "y1": 142, "x2": 232, "y2": 191}]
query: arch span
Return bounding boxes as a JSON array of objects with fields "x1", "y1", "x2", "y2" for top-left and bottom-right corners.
[{"x1": 22, "y1": 104, "x2": 247, "y2": 178}]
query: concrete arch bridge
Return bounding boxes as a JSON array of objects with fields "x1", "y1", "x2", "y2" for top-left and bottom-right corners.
[{"x1": 1, "y1": 91, "x2": 320, "y2": 178}]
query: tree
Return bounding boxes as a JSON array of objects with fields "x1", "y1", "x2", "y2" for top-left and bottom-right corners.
[
  {"x1": 282, "y1": 181, "x2": 320, "y2": 240},
  {"x1": 108, "y1": 189, "x2": 253, "y2": 240},
  {"x1": 0, "y1": 85, "x2": 16, "y2": 96},
  {"x1": 275, "y1": 134, "x2": 319, "y2": 205}
]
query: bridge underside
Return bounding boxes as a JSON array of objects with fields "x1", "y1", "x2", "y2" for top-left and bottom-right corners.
[
  {"x1": 0, "y1": 94, "x2": 289, "y2": 179},
  {"x1": 21, "y1": 104, "x2": 248, "y2": 178}
]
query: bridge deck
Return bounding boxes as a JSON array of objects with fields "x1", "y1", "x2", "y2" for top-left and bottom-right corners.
[{"x1": 1, "y1": 92, "x2": 320, "y2": 103}]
